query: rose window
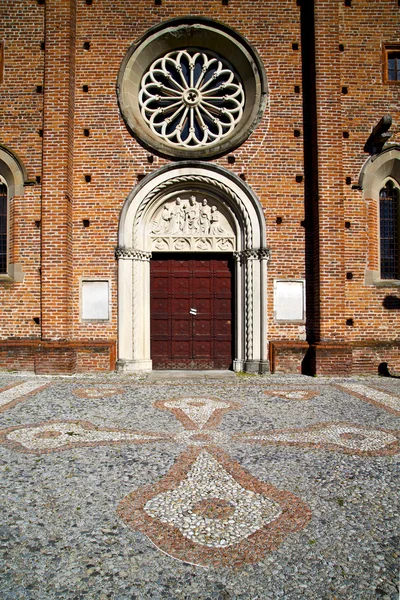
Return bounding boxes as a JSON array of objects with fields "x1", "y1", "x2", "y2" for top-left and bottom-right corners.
[
  {"x1": 138, "y1": 50, "x2": 245, "y2": 148},
  {"x1": 117, "y1": 18, "x2": 267, "y2": 158}
]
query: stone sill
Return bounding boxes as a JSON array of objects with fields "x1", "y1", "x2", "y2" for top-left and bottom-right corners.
[{"x1": 0, "y1": 264, "x2": 24, "y2": 283}]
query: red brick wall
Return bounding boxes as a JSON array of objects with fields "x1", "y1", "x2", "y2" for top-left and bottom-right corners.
[
  {"x1": 0, "y1": 0, "x2": 398, "y2": 374},
  {"x1": 0, "y1": 0, "x2": 44, "y2": 340},
  {"x1": 339, "y1": 0, "x2": 400, "y2": 349}
]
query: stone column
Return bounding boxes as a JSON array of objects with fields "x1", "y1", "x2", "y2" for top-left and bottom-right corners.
[
  {"x1": 233, "y1": 251, "x2": 245, "y2": 372},
  {"x1": 259, "y1": 248, "x2": 270, "y2": 373},
  {"x1": 240, "y1": 248, "x2": 270, "y2": 373},
  {"x1": 116, "y1": 248, "x2": 152, "y2": 371}
]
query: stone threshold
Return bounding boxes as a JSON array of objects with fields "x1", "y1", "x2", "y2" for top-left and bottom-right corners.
[{"x1": 147, "y1": 370, "x2": 237, "y2": 381}]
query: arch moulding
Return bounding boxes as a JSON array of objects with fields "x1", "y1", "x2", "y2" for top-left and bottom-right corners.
[
  {"x1": 358, "y1": 146, "x2": 400, "y2": 285},
  {"x1": 117, "y1": 162, "x2": 269, "y2": 373}
]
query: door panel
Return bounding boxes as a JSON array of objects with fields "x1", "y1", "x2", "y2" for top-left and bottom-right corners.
[{"x1": 150, "y1": 253, "x2": 233, "y2": 369}]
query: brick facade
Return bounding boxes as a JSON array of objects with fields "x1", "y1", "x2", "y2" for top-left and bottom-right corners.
[{"x1": 0, "y1": 0, "x2": 399, "y2": 375}]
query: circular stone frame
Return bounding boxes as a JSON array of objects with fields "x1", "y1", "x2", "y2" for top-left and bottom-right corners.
[{"x1": 117, "y1": 17, "x2": 267, "y2": 160}]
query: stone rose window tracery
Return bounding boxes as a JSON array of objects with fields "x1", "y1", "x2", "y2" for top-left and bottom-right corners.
[
  {"x1": 117, "y1": 18, "x2": 267, "y2": 159},
  {"x1": 139, "y1": 50, "x2": 245, "y2": 148}
]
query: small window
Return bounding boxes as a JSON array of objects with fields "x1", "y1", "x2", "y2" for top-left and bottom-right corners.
[
  {"x1": 388, "y1": 52, "x2": 400, "y2": 81},
  {"x1": 384, "y1": 45, "x2": 400, "y2": 83},
  {"x1": 0, "y1": 182, "x2": 7, "y2": 274},
  {"x1": 380, "y1": 180, "x2": 399, "y2": 279}
]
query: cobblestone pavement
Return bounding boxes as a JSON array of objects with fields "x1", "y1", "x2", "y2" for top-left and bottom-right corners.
[{"x1": 0, "y1": 372, "x2": 399, "y2": 600}]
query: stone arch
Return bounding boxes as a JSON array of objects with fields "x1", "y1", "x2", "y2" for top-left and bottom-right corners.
[
  {"x1": 0, "y1": 145, "x2": 28, "y2": 280},
  {"x1": 359, "y1": 146, "x2": 400, "y2": 283},
  {"x1": 117, "y1": 162, "x2": 269, "y2": 373},
  {"x1": 0, "y1": 145, "x2": 28, "y2": 198},
  {"x1": 359, "y1": 146, "x2": 400, "y2": 198}
]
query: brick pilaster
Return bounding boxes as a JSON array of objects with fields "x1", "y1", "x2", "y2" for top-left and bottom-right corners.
[
  {"x1": 313, "y1": 0, "x2": 346, "y2": 341},
  {"x1": 41, "y1": 0, "x2": 75, "y2": 340}
]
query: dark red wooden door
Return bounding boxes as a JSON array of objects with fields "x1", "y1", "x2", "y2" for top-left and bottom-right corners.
[{"x1": 150, "y1": 253, "x2": 234, "y2": 369}]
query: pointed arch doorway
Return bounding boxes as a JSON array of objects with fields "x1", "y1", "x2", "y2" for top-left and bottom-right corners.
[{"x1": 117, "y1": 163, "x2": 269, "y2": 373}]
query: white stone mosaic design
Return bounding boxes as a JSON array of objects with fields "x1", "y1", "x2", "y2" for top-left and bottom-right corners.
[
  {"x1": 266, "y1": 390, "x2": 315, "y2": 400},
  {"x1": 144, "y1": 451, "x2": 282, "y2": 548},
  {"x1": 0, "y1": 381, "x2": 46, "y2": 409},
  {"x1": 6, "y1": 422, "x2": 162, "y2": 451},
  {"x1": 339, "y1": 384, "x2": 400, "y2": 413},
  {"x1": 247, "y1": 424, "x2": 397, "y2": 452},
  {"x1": 174, "y1": 430, "x2": 231, "y2": 446},
  {"x1": 164, "y1": 397, "x2": 231, "y2": 429},
  {"x1": 73, "y1": 387, "x2": 122, "y2": 398}
]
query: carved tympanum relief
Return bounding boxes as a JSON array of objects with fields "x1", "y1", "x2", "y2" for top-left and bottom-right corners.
[{"x1": 150, "y1": 195, "x2": 235, "y2": 252}]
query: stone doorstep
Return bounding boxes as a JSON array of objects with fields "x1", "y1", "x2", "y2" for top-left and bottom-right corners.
[{"x1": 147, "y1": 370, "x2": 237, "y2": 381}]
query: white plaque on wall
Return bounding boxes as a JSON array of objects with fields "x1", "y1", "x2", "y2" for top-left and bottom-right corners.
[
  {"x1": 81, "y1": 280, "x2": 109, "y2": 320},
  {"x1": 274, "y1": 280, "x2": 305, "y2": 322}
]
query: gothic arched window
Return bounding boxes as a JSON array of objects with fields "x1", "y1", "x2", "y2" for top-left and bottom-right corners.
[{"x1": 379, "y1": 179, "x2": 399, "y2": 279}]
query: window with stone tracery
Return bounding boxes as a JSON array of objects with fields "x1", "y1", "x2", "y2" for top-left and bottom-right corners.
[
  {"x1": 0, "y1": 181, "x2": 7, "y2": 274},
  {"x1": 139, "y1": 49, "x2": 245, "y2": 148},
  {"x1": 380, "y1": 179, "x2": 399, "y2": 279},
  {"x1": 117, "y1": 18, "x2": 267, "y2": 159}
]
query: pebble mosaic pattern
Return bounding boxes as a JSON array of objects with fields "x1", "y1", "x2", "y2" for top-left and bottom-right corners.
[
  {"x1": 1, "y1": 377, "x2": 399, "y2": 581},
  {"x1": 264, "y1": 388, "x2": 319, "y2": 401},
  {"x1": 117, "y1": 446, "x2": 311, "y2": 568},
  {"x1": 236, "y1": 422, "x2": 399, "y2": 455},
  {"x1": 143, "y1": 451, "x2": 283, "y2": 548},
  {"x1": 154, "y1": 396, "x2": 241, "y2": 430},
  {"x1": 0, "y1": 420, "x2": 173, "y2": 454},
  {"x1": 336, "y1": 383, "x2": 400, "y2": 415},
  {"x1": 0, "y1": 380, "x2": 49, "y2": 412},
  {"x1": 1, "y1": 418, "x2": 398, "y2": 457},
  {"x1": 72, "y1": 386, "x2": 124, "y2": 399}
]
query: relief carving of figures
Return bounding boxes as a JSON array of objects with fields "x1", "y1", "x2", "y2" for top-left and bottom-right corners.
[
  {"x1": 150, "y1": 195, "x2": 235, "y2": 252},
  {"x1": 209, "y1": 205, "x2": 225, "y2": 235},
  {"x1": 186, "y1": 196, "x2": 200, "y2": 235},
  {"x1": 199, "y1": 199, "x2": 212, "y2": 234},
  {"x1": 151, "y1": 195, "x2": 230, "y2": 239},
  {"x1": 217, "y1": 239, "x2": 234, "y2": 251},
  {"x1": 170, "y1": 197, "x2": 186, "y2": 235}
]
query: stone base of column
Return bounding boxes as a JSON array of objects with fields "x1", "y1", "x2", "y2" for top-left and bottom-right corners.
[
  {"x1": 116, "y1": 359, "x2": 153, "y2": 372},
  {"x1": 233, "y1": 359, "x2": 245, "y2": 372},
  {"x1": 244, "y1": 360, "x2": 260, "y2": 373},
  {"x1": 259, "y1": 360, "x2": 270, "y2": 374}
]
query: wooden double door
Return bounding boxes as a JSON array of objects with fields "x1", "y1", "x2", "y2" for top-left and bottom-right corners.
[{"x1": 150, "y1": 253, "x2": 234, "y2": 369}]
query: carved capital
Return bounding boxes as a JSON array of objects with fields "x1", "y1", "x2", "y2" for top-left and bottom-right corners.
[
  {"x1": 258, "y1": 248, "x2": 271, "y2": 260},
  {"x1": 235, "y1": 248, "x2": 270, "y2": 261},
  {"x1": 115, "y1": 247, "x2": 152, "y2": 261}
]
